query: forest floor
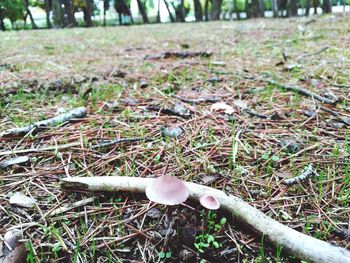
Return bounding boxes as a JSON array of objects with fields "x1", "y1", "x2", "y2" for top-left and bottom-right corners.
[{"x1": 0, "y1": 14, "x2": 350, "y2": 263}]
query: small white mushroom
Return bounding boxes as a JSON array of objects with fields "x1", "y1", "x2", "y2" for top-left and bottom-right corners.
[
  {"x1": 199, "y1": 194, "x2": 220, "y2": 210},
  {"x1": 145, "y1": 175, "x2": 189, "y2": 205}
]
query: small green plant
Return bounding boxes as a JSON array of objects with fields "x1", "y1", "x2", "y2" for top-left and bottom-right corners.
[
  {"x1": 194, "y1": 210, "x2": 226, "y2": 253},
  {"x1": 158, "y1": 251, "x2": 172, "y2": 260}
]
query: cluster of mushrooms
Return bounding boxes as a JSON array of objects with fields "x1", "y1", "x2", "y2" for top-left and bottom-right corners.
[{"x1": 146, "y1": 174, "x2": 220, "y2": 210}]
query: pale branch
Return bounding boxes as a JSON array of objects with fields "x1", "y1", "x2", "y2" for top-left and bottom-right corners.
[
  {"x1": 173, "y1": 95, "x2": 220, "y2": 104},
  {"x1": 1, "y1": 107, "x2": 87, "y2": 137},
  {"x1": 0, "y1": 142, "x2": 81, "y2": 157},
  {"x1": 265, "y1": 79, "x2": 336, "y2": 105},
  {"x1": 0, "y1": 156, "x2": 30, "y2": 169},
  {"x1": 61, "y1": 176, "x2": 350, "y2": 263},
  {"x1": 146, "y1": 105, "x2": 191, "y2": 119},
  {"x1": 283, "y1": 164, "x2": 318, "y2": 186},
  {"x1": 91, "y1": 137, "x2": 151, "y2": 149},
  {"x1": 46, "y1": 197, "x2": 96, "y2": 216},
  {"x1": 243, "y1": 108, "x2": 268, "y2": 119},
  {"x1": 0, "y1": 137, "x2": 148, "y2": 157}
]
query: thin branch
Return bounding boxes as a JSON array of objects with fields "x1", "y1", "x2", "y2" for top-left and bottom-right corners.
[
  {"x1": 61, "y1": 176, "x2": 350, "y2": 263},
  {"x1": 283, "y1": 164, "x2": 318, "y2": 186},
  {"x1": 1, "y1": 107, "x2": 87, "y2": 137},
  {"x1": 146, "y1": 105, "x2": 191, "y2": 119},
  {"x1": 91, "y1": 137, "x2": 151, "y2": 149},
  {"x1": 265, "y1": 79, "x2": 336, "y2": 105}
]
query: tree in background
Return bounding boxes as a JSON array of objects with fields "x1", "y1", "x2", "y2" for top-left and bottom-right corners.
[
  {"x1": 171, "y1": 0, "x2": 189, "y2": 21},
  {"x1": 61, "y1": 0, "x2": 77, "y2": 27},
  {"x1": 83, "y1": 0, "x2": 94, "y2": 26},
  {"x1": 52, "y1": 0, "x2": 64, "y2": 27},
  {"x1": 115, "y1": 0, "x2": 134, "y2": 24},
  {"x1": 103, "y1": 0, "x2": 109, "y2": 25},
  {"x1": 0, "y1": 0, "x2": 338, "y2": 31},
  {"x1": 163, "y1": 0, "x2": 175, "y2": 22},
  {"x1": 0, "y1": 0, "x2": 25, "y2": 29},
  {"x1": 322, "y1": 0, "x2": 332, "y2": 12},
  {"x1": 136, "y1": 0, "x2": 149, "y2": 23},
  {"x1": 23, "y1": 0, "x2": 38, "y2": 28},
  {"x1": 193, "y1": 0, "x2": 203, "y2": 20},
  {"x1": 0, "y1": 3, "x2": 5, "y2": 30},
  {"x1": 211, "y1": 0, "x2": 223, "y2": 19},
  {"x1": 204, "y1": 0, "x2": 209, "y2": 20},
  {"x1": 288, "y1": 0, "x2": 298, "y2": 16}
]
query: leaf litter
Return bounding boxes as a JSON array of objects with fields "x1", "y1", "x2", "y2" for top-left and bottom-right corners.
[{"x1": 0, "y1": 16, "x2": 350, "y2": 262}]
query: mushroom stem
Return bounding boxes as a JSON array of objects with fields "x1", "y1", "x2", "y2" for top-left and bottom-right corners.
[{"x1": 61, "y1": 176, "x2": 350, "y2": 263}]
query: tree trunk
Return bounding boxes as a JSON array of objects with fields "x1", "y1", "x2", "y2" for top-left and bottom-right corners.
[
  {"x1": 313, "y1": 0, "x2": 318, "y2": 14},
  {"x1": 118, "y1": 12, "x2": 122, "y2": 24},
  {"x1": 157, "y1": 0, "x2": 161, "y2": 22},
  {"x1": 103, "y1": 0, "x2": 109, "y2": 26},
  {"x1": 259, "y1": 0, "x2": 265, "y2": 17},
  {"x1": 83, "y1": 0, "x2": 93, "y2": 27},
  {"x1": 234, "y1": 0, "x2": 240, "y2": 19},
  {"x1": 0, "y1": 10, "x2": 5, "y2": 31},
  {"x1": 251, "y1": 0, "x2": 260, "y2": 17},
  {"x1": 164, "y1": 0, "x2": 175, "y2": 22},
  {"x1": 180, "y1": 0, "x2": 186, "y2": 21},
  {"x1": 226, "y1": 0, "x2": 232, "y2": 20},
  {"x1": 23, "y1": 0, "x2": 38, "y2": 29},
  {"x1": 23, "y1": 13, "x2": 28, "y2": 27},
  {"x1": 44, "y1": 0, "x2": 52, "y2": 28},
  {"x1": 61, "y1": 0, "x2": 77, "y2": 27},
  {"x1": 136, "y1": 0, "x2": 149, "y2": 23},
  {"x1": 211, "y1": 0, "x2": 223, "y2": 20},
  {"x1": 305, "y1": 0, "x2": 310, "y2": 15},
  {"x1": 289, "y1": 0, "x2": 298, "y2": 16},
  {"x1": 52, "y1": 0, "x2": 65, "y2": 27},
  {"x1": 194, "y1": 0, "x2": 203, "y2": 21},
  {"x1": 245, "y1": 0, "x2": 252, "y2": 18},
  {"x1": 272, "y1": 0, "x2": 278, "y2": 17},
  {"x1": 322, "y1": 0, "x2": 332, "y2": 13},
  {"x1": 204, "y1": 0, "x2": 209, "y2": 20}
]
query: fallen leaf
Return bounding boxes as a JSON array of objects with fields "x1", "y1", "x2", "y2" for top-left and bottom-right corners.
[
  {"x1": 0, "y1": 156, "x2": 29, "y2": 169},
  {"x1": 233, "y1": 100, "x2": 248, "y2": 109},
  {"x1": 210, "y1": 102, "x2": 235, "y2": 115},
  {"x1": 161, "y1": 127, "x2": 183, "y2": 138},
  {"x1": 9, "y1": 192, "x2": 36, "y2": 208}
]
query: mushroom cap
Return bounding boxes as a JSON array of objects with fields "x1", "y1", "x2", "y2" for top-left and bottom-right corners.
[
  {"x1": 146, "y1": 175, "x2": 189, "y2": 205},
  {"x1": 199, "y1": 195, "x2": 220, "y2": 210}
]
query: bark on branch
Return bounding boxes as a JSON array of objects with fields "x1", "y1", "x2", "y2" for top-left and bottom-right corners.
[
  {"x1": 1, "y1": 107, "x2": 86, "y2": 137},
  {"x1": 265, "y1": 79, "x2": 336, "y2": 105},
  {"x1": 61, "y1": 176, "x2": 350, "y2": 263}
]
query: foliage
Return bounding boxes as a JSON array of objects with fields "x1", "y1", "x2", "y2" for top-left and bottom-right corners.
[
  {"x1": 0, "y1": 0, "x2": 25, "y2": 23},
  {"x1": 194, "y1": 210, "x2": 227, "y2": 254}
]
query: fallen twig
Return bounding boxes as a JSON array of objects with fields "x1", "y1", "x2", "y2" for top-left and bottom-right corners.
[
  {"x1": 173, "y1": 95, "x2": 220, "y2": 104},
  {"x1": 0, "y1": 142, "x2": 81, "y2": 156},
  {"x1": 91, "y1": 137, "x2": 151, "y2": 149},
  {"x1": 0, "y1": 137, "x2": 147, "y2": 157},
  {"x1": 61, "y1": 176, "x2": 350, "y2": 263},
  {"x1": 243, "y1": 108, "x2": 268, "y2": 119},
  {"x1": 265, "y1": 79, "x2": 336, "y2": 105},
  {"x1": 283, "y1": 164, "x2": 318, "y2": 186},
  {"x1": 146, "y1": 105, "x2": 191, "y2": 119},
  {"x1": 145, "y1": 51, "x2": 212, "y2": 60},
  {"x1": 319, "y1": 106, "x2": 350, "y2": 126},
  {"x1": 0, "y1": 156, "x2": 30, "y2": 169},
  {"x1": 296, "y1": 47, "x2": 329, "y2": 61},
  {"x1": 46, "y1": 197, "x2": 96, "y2": 216},
  {"x1": 1, "y1": 107, "x2": 87, "y2": 137}
]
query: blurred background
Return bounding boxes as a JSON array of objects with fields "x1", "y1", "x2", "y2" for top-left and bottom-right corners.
[{"x1": 0, "y1": 0, "x2": 349, "y2": 31}]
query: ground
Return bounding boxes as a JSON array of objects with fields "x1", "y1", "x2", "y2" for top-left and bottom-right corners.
[{"x1": 0, "y1": 15, "x2": 350, "y2": 263}]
